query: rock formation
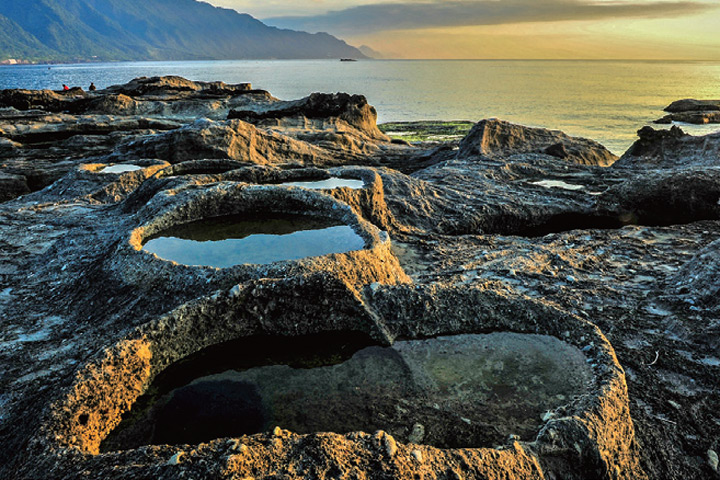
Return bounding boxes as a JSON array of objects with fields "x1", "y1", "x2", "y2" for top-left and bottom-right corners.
[
  {"x1": 457, "y1": 118, "x2": 618, "y2": 166},
  {"x1": 1, "y1": 77, "x2": 719, "y2": 480},
  {"x1": 616, "y1": 125, "x2": 720, "y2": 168},
  {"x1": 229, "y1": 92, "x2": 389, "y2": 140},
  {"x1": 655, "y1": 99, "x2": 720, "y2": 125}
]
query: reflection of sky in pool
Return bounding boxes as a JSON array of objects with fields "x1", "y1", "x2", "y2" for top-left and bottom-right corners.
[
  {"x1": 142, "y1": 214, "x2": 365, "y2": 267},
  {"x1": 277, "y1": 177, "x2": 365, "y2": 190},
  {"x1": 531, "y1": 180, "x2": 584, "y2": 191},
  {"x1": 100, "y1": 164, "x2": 143, "y2": 174}
]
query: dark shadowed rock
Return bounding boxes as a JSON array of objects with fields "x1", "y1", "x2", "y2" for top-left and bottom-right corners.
[
  {"x1": 1, "y1": 116, "x2": 181, "y2": 144},
  {"x1": 656, "y1": 99, "x2": 720, "y2": 124},
  {"x1": 0, "y1": 88, "x2": 86, "y2": 112},
  {"x1": 615, "y1": 126, "x2": 720, "y2": 168},
  {"x1": 67, "y1": 94, "x2": 141, "y2": 116},
  {"x1": 655, "y1": 111, "x2": 720, "y2": 125},
  {"x1": 104, "y1": 76, "x2": 252, "y2": 97},
  {"x1": 229, "y1": 92, "x2": 389, "y2": 141},
  {"x1": 543, "y1": 142, "x2": 569, "y2": 158},
  {"x1": 597, "y1": 167, "x2": 720, "y2": 226},
  {"x1": 0, "y1": 172, "x2": 30, "y2": 201},
  {"x1": 672, "y1": 238, "x2": 720, "y2": 310},
  {"x1": 457, "y1": 119, "x2": 617, "y2": 166},
  {"x1": 664, "y1": 99, "x2": 720, "y2": 113}
]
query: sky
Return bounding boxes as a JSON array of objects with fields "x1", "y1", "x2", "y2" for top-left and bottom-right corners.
[{"x1": 206, "y1": 0, "x2": 720, "y2": 59}]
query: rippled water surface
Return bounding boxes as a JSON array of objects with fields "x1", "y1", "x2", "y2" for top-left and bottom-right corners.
[{"x1": 2, "y1": 59, "x2": 720, "y2": 153}]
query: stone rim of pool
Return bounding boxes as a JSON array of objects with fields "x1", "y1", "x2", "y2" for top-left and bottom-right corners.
[
  {"x1": 40, "y1": 282, "x2": 636, "y2": 479},
  {"x1": 117, "y1": 182, "x2": 406, "y2": 292}
]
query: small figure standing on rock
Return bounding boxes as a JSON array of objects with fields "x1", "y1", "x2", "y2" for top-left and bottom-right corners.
[
  {"x1": 89, "y1": 82, "x2": 96, "y2": 91},
  {"x1": 62, "y1": 84, "x2": 69, "y2": 91}
]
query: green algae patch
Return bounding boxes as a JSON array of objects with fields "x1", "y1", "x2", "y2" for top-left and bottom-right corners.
[{"x1": 379, "y1": 121, "x2": 475, "y2": 143}]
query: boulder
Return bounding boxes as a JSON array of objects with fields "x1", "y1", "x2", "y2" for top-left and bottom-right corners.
[
  {"x1": 104, "y1": 76, "x2": 252, "y2": 97},
  {"x1": 655, "y1": 99, "x2": 720, "y2": 124},
  {"x1": 229, "y1": 92, "x2": 389, "y2": 141},
  {"x1": 615, "y1": 126, "x2": 720, "y2": 169},
  {"x1": 664, "y1": 99, "x2": 720, "y2": 113},
  {"x1": 457, "y1": 119, "x2": 617, "y2": 166}
]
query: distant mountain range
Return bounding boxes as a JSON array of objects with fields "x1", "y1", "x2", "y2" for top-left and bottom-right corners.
[{"x1": 0, "y1": 0, "x2": 366, "y2": 63}]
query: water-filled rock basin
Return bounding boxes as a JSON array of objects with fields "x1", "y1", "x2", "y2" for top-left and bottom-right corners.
[
  {"x1": 142, "y1": 214, "x2": 366, "y2": 267},
  {"x1": 103, "y1": 332, "x2": 591, "y2": 451},
  {"x1": 277, "y1": 177, "x2": 365, "y2": 190},
  {"x1": 531, "y1": 180, "x2": 584, "y2": 191},
  {"x1": 100, "y1": 164, "x2": 144, "y2": 174}
]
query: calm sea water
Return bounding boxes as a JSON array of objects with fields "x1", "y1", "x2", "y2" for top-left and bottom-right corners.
[{"x1": 2, "y1": 59, "x2": 720, "y2": 154}]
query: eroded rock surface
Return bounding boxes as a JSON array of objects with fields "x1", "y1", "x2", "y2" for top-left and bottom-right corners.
[
  {"x1": 457, "y1": 118, "x2": 618, "y2": 166},
  {"x1": 113, "y1": 118, "x2": 333, "y2": 165},
  {"x1": 1, "y1": 77, "x2": 719, "y2": 480},
  {"x1": 229, "y1": 92, "x2": 387, "y2": 140},
  {"x1": 616, "y1": 126, "x2": 720, "y2": 169},
  {"x1": 0, "y1": 80, "x2": 405, "y2": 201}
]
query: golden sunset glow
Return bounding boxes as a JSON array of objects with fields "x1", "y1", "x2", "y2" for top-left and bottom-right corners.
[
  {"x1": 348, "y1": 13, "x2": 720, "y2": 59},
  {"x1": 210, "y1": 0, "x2": 720, "y2": 59}
]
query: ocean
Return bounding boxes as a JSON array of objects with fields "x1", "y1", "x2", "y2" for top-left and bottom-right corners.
[{"x1": 2, "y1": 59, "x2": 720, "y2": 155}]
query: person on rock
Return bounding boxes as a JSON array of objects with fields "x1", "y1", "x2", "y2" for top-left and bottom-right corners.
[
  {"x1": 62, "y1": 84, "x2": 69, "y2": 91},
  {"x1": 89, "y1": 82, "x2": 97, "y2": 91}
]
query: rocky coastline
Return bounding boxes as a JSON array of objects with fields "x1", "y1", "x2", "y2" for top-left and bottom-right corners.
[{"x1": 1, "y1": 76, "x2": 719, "y2": 479}]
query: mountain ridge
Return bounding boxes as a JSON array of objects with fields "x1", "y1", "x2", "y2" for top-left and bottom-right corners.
[{"x1": 0, "y1": 0, "x2": 365, "y2": 63}]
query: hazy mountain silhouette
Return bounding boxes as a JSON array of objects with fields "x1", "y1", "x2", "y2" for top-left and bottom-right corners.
[{"x1": 0, "y1": 0, "x2": 365, "y2": 62}]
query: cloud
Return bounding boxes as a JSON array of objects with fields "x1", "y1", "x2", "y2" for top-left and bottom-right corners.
[{"x1": 264, "y1": 0, "x2": 714, "y2": 35}]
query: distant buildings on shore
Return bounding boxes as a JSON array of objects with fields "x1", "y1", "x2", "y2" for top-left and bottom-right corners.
[
  {"x1": 0, "y1": 58, "x2": 34, "y2": 65},
  {"x1": 1, "y1": 56, "x2": 100, "y2": 65}
]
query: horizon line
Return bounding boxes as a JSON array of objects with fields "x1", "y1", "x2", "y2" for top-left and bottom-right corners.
[{"x1": 4, "y1": 57, "x2": 720, "y2": 66}]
